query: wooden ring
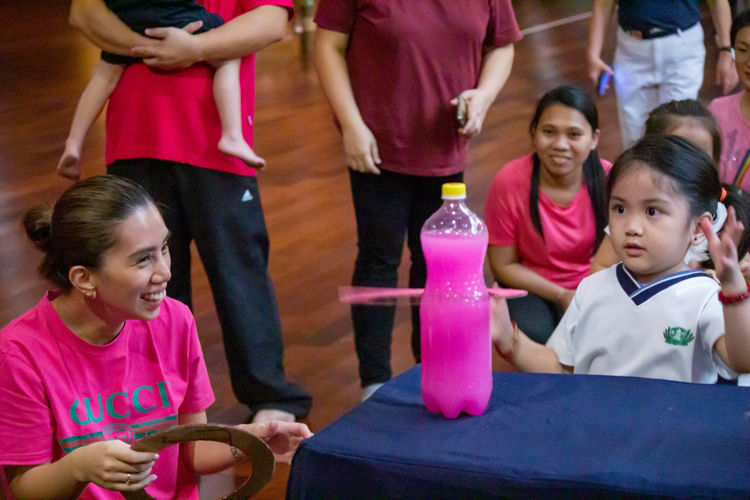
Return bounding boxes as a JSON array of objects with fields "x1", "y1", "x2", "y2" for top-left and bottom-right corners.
[{"x1": 122, "y1": 423, "x2": 275, "y2": 500}]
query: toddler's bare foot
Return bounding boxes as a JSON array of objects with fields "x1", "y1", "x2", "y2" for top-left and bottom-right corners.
[
  {"x1": 57, "y1": 143, "x2": 82, "y2": 180},
  {"x1": 218, "y1": 136, "x2": 266, "y2": 169}
]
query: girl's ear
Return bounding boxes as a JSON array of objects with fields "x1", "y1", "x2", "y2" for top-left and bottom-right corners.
[
  {"x1": 590, "y1": 128, "x2": 601, "y2": 151},
  {"x1": 691, "y1": 211, "x2": 714, "y2": 247},
  {"x1": 69, "y1": 265, "x2": 96, "y2": 296}
]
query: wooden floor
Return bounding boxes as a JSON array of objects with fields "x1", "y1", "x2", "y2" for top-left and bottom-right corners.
[{"x1": 0, "y1": 1, "x2": 727, "y2": 498}]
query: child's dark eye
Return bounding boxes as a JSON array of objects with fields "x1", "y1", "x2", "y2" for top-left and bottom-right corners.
[
  {"x1": 646, "y1": 207, "x2": 660, "y2": 216},
  {"x1": 610, "y1": 205, "x2": 625, "y2": 214}
]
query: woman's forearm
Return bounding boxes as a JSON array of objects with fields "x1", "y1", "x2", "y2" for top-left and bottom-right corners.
[
  {"x1": 6, "y1": 456, "x2": 87, "y2": 500},
  {"x1": 69, "y1": 0, "x2": 156, "y2": 54},
  {"x1": 313, "y1": 29, "x2": 366, "y2": 130},
  {"x1": 475, "y1": 45, "x2": 514, "y2": 102},
  {"x1": 494, "y1": 262, "x2": 568, "y2": 304}
]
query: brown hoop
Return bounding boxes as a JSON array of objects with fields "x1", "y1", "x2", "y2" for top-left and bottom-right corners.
[{"x1": 122, "y1": 423, "x2": 275, "y2": 500}]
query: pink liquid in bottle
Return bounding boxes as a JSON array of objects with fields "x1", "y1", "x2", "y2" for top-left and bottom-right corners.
[{"x1": 420, "y1": 183, "x2": 491, "y2": 418}]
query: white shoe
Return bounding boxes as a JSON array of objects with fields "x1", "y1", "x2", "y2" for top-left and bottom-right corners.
[
  {"x1": 361, "y1": 383, "x2": 385, "y2": 402},
  {"x1": 252, "y1": 409, "x2": 296, "y2": 424}
]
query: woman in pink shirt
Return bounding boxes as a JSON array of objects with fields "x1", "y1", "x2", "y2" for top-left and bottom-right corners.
[
  {"x1": 485, "y1": 86, "x2": 610, "y2": 343},
  {"x1": 0, "y1": 176, "x2": 312, "y2": 500}
]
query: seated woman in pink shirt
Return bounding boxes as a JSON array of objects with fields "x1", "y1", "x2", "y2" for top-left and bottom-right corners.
[
  {"x1": 0, "y1": 176, "x2": 312, "y2": 500},
  {"x1": 485, "y1": 86, "x2": 610, "y2": 343},
  {"x1": 710, "y1": 10, "x2": 750, "y2": 191}
]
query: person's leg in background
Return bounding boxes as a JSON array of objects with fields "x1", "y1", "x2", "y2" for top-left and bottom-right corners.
[
  {"x1": 405, "y1": 172, "x2": 464, "y2": 362},
  {"x1": 107, "y1": 159, "x2": 194, "y2": 308},
  {"x1": 656, "y1": 23, "x2": 706, "y2": 105},
  {"x1": 614, "y1": 28, "x2": 660, "y2": 147},
  {"x1": 506, "y1": 291, "x2": 563, "y2": 344},
  {"x1": 350, "y1": 169, "x2": 411, "y2": 400},
  {"x1": 175, "y1": 165, "x2": 312, "y2": 421}
]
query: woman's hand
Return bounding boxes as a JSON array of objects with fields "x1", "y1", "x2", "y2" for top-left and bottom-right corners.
[
  {"x1": 702, "y1": 206, "x2": 746, "y2": 291},
  {"x1": 239, "y1": 421, "x2": 314, "y2": 464},
  {"x1": 452, "y1": 89, "x2": 493, "y2": 137},
  {"x1": 130, "y1": 21, "x2": 204, "y2": 69},
  {"x1": 342, "y1": 122, "x2": 381, "y2": 174},
  {"x1": 490, "y1": 285, "x2": 515, "y2": 357},
  {"x1": 70, "y1": 440, "x2": 157, "y2": 492},
  {"x1": 586, "y1": 55, "x2": 613, "y2": 88}
]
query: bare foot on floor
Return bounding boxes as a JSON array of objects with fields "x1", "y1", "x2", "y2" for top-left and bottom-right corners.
[
  {"x1": 57, "y1": 143, "x2": 82, "y2": 180},
  {"x1": 218, "y1": 136, "x2": 267, "y2": 169},
  {"x1": 252, "y1": 409, "x2": 296, "y2": 424}
]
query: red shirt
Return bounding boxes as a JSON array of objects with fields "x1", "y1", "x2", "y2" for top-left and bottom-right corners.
[
  {"x1": 485, "y1": 155, "x2": 612, "y2": 290},
  {"x1": 314, "y1": 0, "x2": 522, "y2": 177},
  {"x1": 105, "y1": 0, "x2": 294, "y2": 176}
]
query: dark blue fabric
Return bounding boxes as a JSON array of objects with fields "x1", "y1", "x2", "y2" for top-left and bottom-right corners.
[
  {"x1": 617, "y1": 0, "x2": 699, "y2": 32},
  {"x1": 287, "y1": 366, "x2": 750, "y2": 499}
]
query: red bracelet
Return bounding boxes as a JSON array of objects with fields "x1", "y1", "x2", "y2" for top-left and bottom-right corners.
[{"x1": 718, "y1": 282, "x2": 750, "y2": 305}]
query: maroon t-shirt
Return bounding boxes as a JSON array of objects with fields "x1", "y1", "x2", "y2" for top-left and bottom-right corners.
[{"x1": 315, "y1": 0, "x2": 522, "y2": 177}]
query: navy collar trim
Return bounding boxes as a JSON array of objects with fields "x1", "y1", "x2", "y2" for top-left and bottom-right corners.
[{"x1": 615, "y1": 263, "x2": 713, "y2": 305}]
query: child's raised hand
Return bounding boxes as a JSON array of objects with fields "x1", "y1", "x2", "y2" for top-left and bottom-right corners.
[
  {"x1": 490, "y1": 283, "x2": 515, "y2": 356},
  {"x1": 701, "y1": 206, "x2": 746, "y2": 290}
]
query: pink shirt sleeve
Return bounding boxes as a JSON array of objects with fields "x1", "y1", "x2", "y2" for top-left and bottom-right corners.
[
  {"x1": 485, "y1": 156, "x2": 531, "y2": 247},
  {"x1": 179, "y1": 312, "x2": 215, "y2": 415}
]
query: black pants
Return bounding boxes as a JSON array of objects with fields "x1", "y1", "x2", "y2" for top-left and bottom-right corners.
[
  {"x1": 507, "y1": 291, "x2": 563, "y2": 344},
  {"x1": 349, "y1": 169, "x2": 463, "y2": 387},
  {"x1": 109, "y1": 159, "x2": 312, "y2": 418}
]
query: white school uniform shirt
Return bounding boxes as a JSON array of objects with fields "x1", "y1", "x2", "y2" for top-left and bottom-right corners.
[{"x1": 546, "y1": 264, "x2": 736, "y2": 383}]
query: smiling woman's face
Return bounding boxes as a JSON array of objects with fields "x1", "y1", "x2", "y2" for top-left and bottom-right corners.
[
  {"x1": 532, "y1": 103, "x2": 600, "y2": 179},
  {"x1": 89, "y1": 204, "x2": 172, "y2": 323}
]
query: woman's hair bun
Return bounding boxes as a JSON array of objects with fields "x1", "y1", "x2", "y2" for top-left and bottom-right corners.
[{"x1": 23, "y1": 203, "x2": 54, "y2": 253}]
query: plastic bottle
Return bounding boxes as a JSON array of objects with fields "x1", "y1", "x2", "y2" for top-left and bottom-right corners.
[{"x1": 420, "y1": 182, "x2": 491, "y2": 418}]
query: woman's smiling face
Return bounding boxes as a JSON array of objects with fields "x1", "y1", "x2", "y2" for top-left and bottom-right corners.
[{"x1": 532, "y1": 103, "x2": 600, "y2": 179}]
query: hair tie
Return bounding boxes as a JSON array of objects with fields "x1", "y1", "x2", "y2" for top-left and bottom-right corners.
[{"x1": 720, "y1": 187, "x2": 727, "y2": 202}]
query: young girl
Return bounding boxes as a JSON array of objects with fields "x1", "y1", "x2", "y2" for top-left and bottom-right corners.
[
  {"x1": 484, "y1": 85, "x2": 610, "y2": 344},
  {"x1": 0, "y1": 176, "x2": 311, "y2": 499},
  {"x1": 590, "y1": 99, "x2": 726, "y2": 274},
  {"x1": 57, "y1": 0, "x2": 265, "y2": 180},
  {"x1": 492, "y1": 136, "x2": 750, "y2": 383},
  {"x1": 709, "y1": 9, "x2": 750, "y2": 192}
]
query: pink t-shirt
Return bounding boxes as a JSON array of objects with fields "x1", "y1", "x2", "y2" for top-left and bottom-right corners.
[
  {"x1": 709, "y1": 91, "x2": 750, "y2": 191},
  {"x1": 485, "y1": 154, "x2": 612, "y2": 290},
  {"x1": 0, "y1": 293, "x2": 215, "y2": 500},
  {"x1": 105, "y1": 0, "x2": 294, "y2": 176},
  {"x1": 314, "y1": 0, "x2": 522, "y2": 177}
]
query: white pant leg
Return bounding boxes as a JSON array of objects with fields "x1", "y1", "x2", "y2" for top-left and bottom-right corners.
[
  {"x1": 614, "y1": 28, "x2": 660, "y2": 148},
  {"x1": 655, "y1": 23, "x2": 706, "y2": 104}
]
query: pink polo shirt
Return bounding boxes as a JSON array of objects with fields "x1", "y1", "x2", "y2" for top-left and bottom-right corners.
[
  {"x1": 709, "y1": 91, "x2": 750, "y2": 191},
  {"x1": 105, "y1": 0, "x2": 294, "y2": 176},
  {"x1": 0, "y1": 293, "x2": 215, "y2": 500},
  {"x1": 485, "y1": 154, "x2": 612, "y2": 290}
]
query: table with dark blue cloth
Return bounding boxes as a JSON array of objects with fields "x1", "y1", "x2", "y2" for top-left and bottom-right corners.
[{"x1": 286, "y1": 366, "x2": 750, "y2": 499}]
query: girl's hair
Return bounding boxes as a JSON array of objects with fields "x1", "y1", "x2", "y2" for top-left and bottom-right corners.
[
  {"x1": 607, "y1": 135, "x2": 721, "y2": 219},
  {"x1": 528, "y1": 85, "x2": 607, "y2": 250},
  {"x1": 731, "y1": 9, "x2": 750, "y2": 47},
  {"x1": 644, "y1": 99, "x2": 721, "y2": 165},
  {"x1": 23, "y1": 175, "x2": 156, "y2": 290}
]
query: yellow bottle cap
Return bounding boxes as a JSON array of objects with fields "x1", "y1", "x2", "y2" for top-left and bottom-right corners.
[{"x1": 442, "y1": 182, "x2": 466, "y2": 199}]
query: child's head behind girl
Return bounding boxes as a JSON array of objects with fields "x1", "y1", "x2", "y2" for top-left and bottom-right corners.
[
  {"x1": 606, "y1": 135, "x2": 721, "y2": 284},
  {"x1": 644, "y1": 99, "x2": 722, "y2": 165}
]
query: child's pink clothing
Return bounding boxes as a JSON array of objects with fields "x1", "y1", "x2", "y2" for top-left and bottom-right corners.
[
  {"x1": 484, "y1": 154, "x2": 612, "y2": 290},
  {"x1": 105, "y1": 0, "x2": 295, "y2": 176},
  {"x1": 709, "y1": 91, "x2": 750, "y2": 191},
  {"x1": 0, "y1": 292, "x2": 215, "y2": 500}
]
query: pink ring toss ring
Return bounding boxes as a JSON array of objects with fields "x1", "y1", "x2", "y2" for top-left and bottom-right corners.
[{"x1": 122, "y1": 423, "x2": 275, "y2": 500}]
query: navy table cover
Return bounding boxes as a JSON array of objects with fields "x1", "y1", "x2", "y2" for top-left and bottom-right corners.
[{"x1": 286, "y1": 366, "x2": 750, "y2": 499}]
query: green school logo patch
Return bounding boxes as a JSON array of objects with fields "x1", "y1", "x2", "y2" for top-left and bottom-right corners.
[{"x1": 663, "y1": 327, "x2": 695, "y2": 346}]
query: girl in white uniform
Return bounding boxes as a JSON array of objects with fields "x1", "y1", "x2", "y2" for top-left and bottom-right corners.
[{"x1": 492, "y1": 135, "x2": 750, "y2": 383}]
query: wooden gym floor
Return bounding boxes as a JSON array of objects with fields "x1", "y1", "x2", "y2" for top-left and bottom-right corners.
[{"x1": 0, "y1": 1, "x2": 726, "y2": 498}]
